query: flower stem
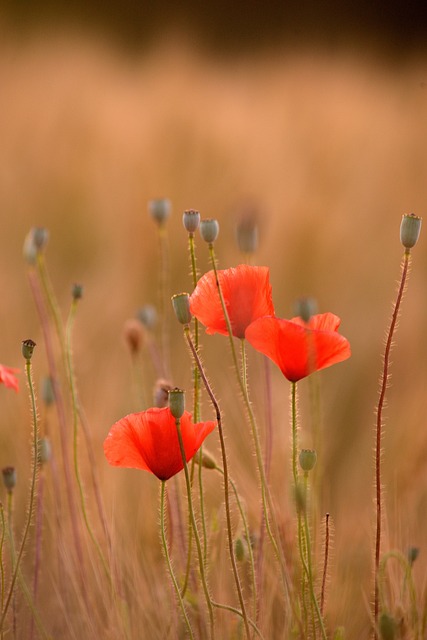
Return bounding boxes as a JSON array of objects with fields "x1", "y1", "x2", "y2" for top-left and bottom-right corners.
[
  {"x1": 184, "y1": 327, "x2": 251, "y2": 640},
  {"x1": 320, "y1": 513, "x2": 330, "y2": 616},
  {"x1": 159, "y1": 481, "x2": 194, "y2": 639},
  {"x1": 175, "y1": 417, "x2": 216, "y2": 640},
  {"x1": 66, "y1": 297, "x2": 113, "y2": 588},
  {"x1": 0, "y1": 356, "x2": 39, "y2": 632},
  {"x1": 207, "y1": 244, "x2": 293, "y2": 617},
  {"x1": 374, "y1": 249, "x2": 411, "y2": 632}
]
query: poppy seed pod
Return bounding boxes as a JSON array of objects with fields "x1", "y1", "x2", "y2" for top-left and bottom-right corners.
[
  {"x1": 137, "y1": 304, "x2": 158, "y2": 330},
  {"x1": 200, "y1": 219, "x2": 219, "y2": 244},
  {"x1": 22, "y1": 339, "x2": 36, "y2": 361},
  {"x1": 294, "y1": 297, "x2": 318, "y2": 323},
  {"x1": 299, "y1": 449, "x2": 317, "y2": 472},
  {"x1": 400, "y1": 213, "x2": 422, "y2": 249},
  {"x1": 235, "y1": 213, "x2": 259, "y2": 254},
  {"x1": 148, "y1": 199, "x2": 171, "y2": 226},
  {"x1": 172, "y1": 293, "x2": 192, "y2": 325},
  {"x1": 2, "y1": 466, "x2": 17, "y2": 492},
  {"x1": 183, "y1": 209, "x2": 201, "y2": 234},
  {"x1": 169, "y1": 388, "x2": 185, "y2": 420}
]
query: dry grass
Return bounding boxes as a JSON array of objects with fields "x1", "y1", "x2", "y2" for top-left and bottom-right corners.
[{"x1": 0, "y1": 26, "x2": 426, "y2": 638}]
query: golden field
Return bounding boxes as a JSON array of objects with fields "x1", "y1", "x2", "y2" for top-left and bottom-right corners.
[{"x1": 0, "y1": 27, "x2": 426, "y2": 638}]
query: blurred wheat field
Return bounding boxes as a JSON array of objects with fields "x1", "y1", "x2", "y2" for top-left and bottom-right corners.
[{"x1": 0, "y1": 29, "x2": 427, "y2": 638}]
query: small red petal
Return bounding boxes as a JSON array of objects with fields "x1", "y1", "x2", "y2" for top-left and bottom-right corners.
[{"x1": 0, "y1": 364, "x2": 20, "y2": 393}]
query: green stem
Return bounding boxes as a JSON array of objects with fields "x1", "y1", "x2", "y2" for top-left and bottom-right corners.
[
  {"x1": 184, "y1": 327, "x2": 251, "y2": 639},
  {"x1": 0, "y1": 358, "x2": 39, "y2": 632},
  {"x1": 175, "y1": 417, "x2": 215, "y2": 640},
  {"x1": 374, "y1": 250, "x2": 411, "y2": 633},
  {"x1": 159, "y1": 482, "x2": 194, "y2": 639},
  {"x1": 66, "y1": 298, "x2": 113, "y2": 588}
]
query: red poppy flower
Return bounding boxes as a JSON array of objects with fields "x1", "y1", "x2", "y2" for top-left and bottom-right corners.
[
  {"x1": 245, "y1": 312, "x2": 351, "y2": 382},
  {"x1": 104, "y1": 407, "x2": 215, "y2": 481},
  {"x1": 0, "y1": 364, "x2": 20, "y2": 392},
  {"x1": 190, "y1": 265, "x2": 275, "y2": 339}
]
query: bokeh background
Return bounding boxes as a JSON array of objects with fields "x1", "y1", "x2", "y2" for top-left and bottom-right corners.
[{"x1": 1, "y1": 3, "x2": 427, "y2": 637}]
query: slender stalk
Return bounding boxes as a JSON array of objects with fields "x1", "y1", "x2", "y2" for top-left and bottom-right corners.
[
  {"x1": 27, "y1": 269, "x2": 85, "y2": 584},
  {"x1": 0, "y1": 355, "x2": 39, "y2": 631},
  {"x1": 374, "y1": 250, "x2": 411, "y2": 631},
  {"x1": 320, "y1": 513, "x2": 330, "y2": 615},
  {"x1": 30, "y1": 467, "x2": 45, "y2": 640},
  {"x1": 206, "y1": 245, "x2": 292, "y2": 611},
  {"x1": 0, "y1": 506, "x2": 5, "y2": 640},
  {"x1": 158, "y1": 224, "x2": 171, "y2": 379},
  {"x1": 184, "y1": 327, "x2": 251, "y2": 639},
  {"x1": 174, "y1": 417, "x2": 215, "y2": 640},
  {"x1": 65, "y1": 297, "x2": 112, "y2": 587},
  {"x1": 159, "y1": 481, "x2": 194, "y2": 640},
  {"x1": 214, "y1": 465, "x2": 258, "y2": 624}
]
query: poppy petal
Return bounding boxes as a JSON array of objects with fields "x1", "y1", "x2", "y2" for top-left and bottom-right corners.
[{"x1": 0, "y1": 364, "x2": 20, "y2": 392}]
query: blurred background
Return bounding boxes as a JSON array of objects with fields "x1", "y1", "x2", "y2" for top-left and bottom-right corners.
[{"x1": 1, "y1": 3, "x2": 427, "y2": 637}]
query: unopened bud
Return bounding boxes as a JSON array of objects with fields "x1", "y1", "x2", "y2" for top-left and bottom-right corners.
[
  {"x1": 400, "y1": 213, "x2": 421, "y2": 249},
  {"x1": 299, "y1": 449, "x2": 317, "y2": 472},
  {"x1": 333, "y1": 628, "x2": 345, "y2": 640},
  {"x1": 199, "y1": 450, "x2": 217, "y2": 469},
  {"x1": 38, "y1": 437, "x2": 52, "y2": 465},
  {"x1": 183, "y1": 209, "x2": 201, "y2": 234},
  {"x1": 23, "y1": 227, "x2": 49, "y2": 264},
  {"x1": 137, "y1": 304, "x2": 158, "y2": 330},
  {"x1": 172, "y1": 293, "x2": 192, "y2": 325},
  {"x1": 294, "y1": 297, "x2": 318, "y2": 323},
  {"x1": 200, "y1": 219, "x2": 219, "y2": 244},
  {"x1": 72, "y1": 283, "x2": 83, "y2": 300},
  {"x1": 235, "y1": 537, "x2": 247, "y2": 562},
  {"x1": 379, "y1": 611, "x2": 396, "y2": 640},
  {"x1": 148, "y1": 199, "x2": 171, "y2": 226},
  {"x1": 169, "y1": 388, "x2": 185, "y2": 420},
  {"x1": 2, "y1": 467, "x2": 17, "y2": 492},
  {"x1": 235, "y1": 211, "x2": 259, "y2": 254},
  {"x1": 22, "y1": 339, "x2": 36, "y2": 361},
  {"x1": 123, "y1": 319, "x2": 144, "y2": 355},
  {"x1": 407, "y1": 546, "x2": 420, "y2": 565},
  {"x1": 153, "y1": 379, "x2": 173, "y2": 408},
  {"x1": 41, "y1": 376, "x2": 55, "y2": 406}
]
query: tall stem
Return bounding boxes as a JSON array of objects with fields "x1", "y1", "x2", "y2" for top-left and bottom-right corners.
[
  {"x1": 175, "y1": 417, "x2": 216, "y2": 640},
  {"x1": 374, "y1": 250, "x2": 410, "y2": 632},
  {"x1": 0, "y1": 356, "x2": 39, "y2": 631},
  {"x1": 183, "y1": 328, "x2": 251, "y2": 640},
  {"x1": 159, "y1": 482, "x2": 194, "y2": 639}
]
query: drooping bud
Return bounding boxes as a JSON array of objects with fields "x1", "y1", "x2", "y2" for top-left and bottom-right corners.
[
  {"x1": 23, "y1": 227, "x2": 49, "y2": 264},
  {"x1": 168, "y1": 388, "x2": 185, "y2": 420},
  {"x1": 400, "y1": 213, "x2": 422, "y2": 249},
  {"x1": 2, "y1": 467, "x2": 17, "y2": 493},
  {"x1": 183, "y1": 209, "x2": 201, "y2": 234},
  {"x1": 153, "y1": 379, "x2": 173, "y2": 408},
  {"x1": 235, "y1": 537, "x2": 247, "y2": 562},
  {"x1": 235, "y1": 211, "x2": 259, "y2": 255},
  {"x1": 22, "y1": 339, "x2": 36, "y2": 361},
  {"x1": 198, "y1": 450, "x2": 217, "y2": 469},
  {"x1": 148, "y1": 199, "x2": 171, "y2": 226},
  {"x1": 333, "y1": 628, "x2": 345, "y2": 640},
  {"x1": 407, "y1": 546, "x2": 420, "y2": 566},
  {"x1": 294, "y1": 297, "x2": 318, "y2": 323},
  {"x1": 72, "y1": 283, "x2": 83, "y2": 300},
  {"x1": 41, "y1": 376, "x2": 55, "y2": 406},
  {"x1": 379, "y1": 611, "x2": 396, "y2": 640},
  {"x1": 299, "y1": 449, "x2": 317, "y2": 472},
  {"x1": 171, "y1": 293, "x2": 192, "y2": 325},
  {"x1": 123, "y1": 319, "x2": 144, "y2": 355},
  {"x1": 200, "y1": 219, "x2": 219, "y2": 244},
  {"x1": 137, "y1": 304, "x2": 158, "y2": 331}
]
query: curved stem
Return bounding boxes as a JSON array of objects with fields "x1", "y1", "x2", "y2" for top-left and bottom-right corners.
[
  {"x1": 66, "y1": 298, "x2": 113, "y2": 587},
  {"x1": 159, "y1": 482, "x2": 194, "y2": 639},
  {"x1": 374, "y1": 250, "x2": 411, "y2": 632},
  {"x1": 0, "y1": 357, "x2": 39, "y2": 631},
  {"x1": 175, "y1": 418, "x2": 215, "y2": 640}
]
